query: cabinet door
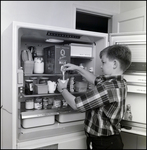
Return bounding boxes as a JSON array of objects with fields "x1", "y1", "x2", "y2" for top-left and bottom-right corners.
[{"x1": 112, "y1": 6, "x2": 146, "y2": 33}]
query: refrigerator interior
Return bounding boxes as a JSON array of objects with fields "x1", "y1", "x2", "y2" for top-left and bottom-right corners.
[{"x1": 17, "y1": 25, "x2": 107, "y2": 142}]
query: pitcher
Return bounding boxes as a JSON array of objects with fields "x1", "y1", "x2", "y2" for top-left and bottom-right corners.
[{"x1": 47, "y1": 81, "x2": 57, "y2": 93}]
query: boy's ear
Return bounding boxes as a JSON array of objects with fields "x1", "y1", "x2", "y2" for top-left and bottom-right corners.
[{"x1": 113, "y1": 60, "x2": 118, "y2": 69}]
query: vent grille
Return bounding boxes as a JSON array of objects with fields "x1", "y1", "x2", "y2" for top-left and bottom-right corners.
[{"x1": 47, "y1": 31, "x2": 80, "y2": 39}]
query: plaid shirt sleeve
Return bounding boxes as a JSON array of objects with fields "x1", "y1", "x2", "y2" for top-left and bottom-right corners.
[
  {"x1": 75, "y1": 76, "x2": 111, "y2": 112},
  {"x1": 75, "y1": 75, "x2": 126, "y2": 114}
]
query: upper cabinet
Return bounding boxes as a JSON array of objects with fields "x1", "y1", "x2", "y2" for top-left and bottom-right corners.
[{"x1": 112, "y1": 6, "x2": 146, "y2": 33}]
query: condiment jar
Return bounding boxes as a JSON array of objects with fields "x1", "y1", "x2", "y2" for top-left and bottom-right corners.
[
  {"x1": 25, "y1": 99, "x2": 34, "y2": 110},
  {"x1": 34, "y1": 98, "x2": 42, "y2": 110},
  {"x1": 29, "y1": 77, "x2": 38, "y2": 93},
  {"x1": 25, "y1": 80, "x2": 33, "y2": 95},
  {"x1": 43, "y1": 97, "x2": 49, "y2": 109},
  {"x1": 53, "y1": 99, "x2": 62, "y2": 108}
]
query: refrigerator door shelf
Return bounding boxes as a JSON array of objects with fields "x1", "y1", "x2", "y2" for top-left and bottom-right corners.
[
  {"x1": 127, "y1": 84, "x2": 146, "y2": 94},
  {"x1": 124, "y1": 74, "x2": 146, "y2": 84}
]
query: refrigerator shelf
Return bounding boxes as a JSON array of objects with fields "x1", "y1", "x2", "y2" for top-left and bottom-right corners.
[
  {"x1": 24, "y1": 73, "x2": 81, "y2": 77},
  {"x1": 22, "y1": 92, "x2": 86, "y2": 98}
]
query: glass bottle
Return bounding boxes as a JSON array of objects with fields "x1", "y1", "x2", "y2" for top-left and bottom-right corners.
[{"x1": 124, "y1": 104, "x2": 132, "y2": 129}]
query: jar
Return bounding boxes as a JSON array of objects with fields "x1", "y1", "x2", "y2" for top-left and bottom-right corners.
[
  {"x1": 34, "y1": 98, "x2": 42, "y2": 110},
  {"x1": 39, "y1": 77, "x2": 49, "y2": 84},
  {"x1": 34, "y1": 57, "x2": 44, "y2": 74},
  {"x1": 53, "y1": 99, "x2": 62, "y2": 108},
  {"x1": 29, "y1": 77, "x2": 38, "y2": 93},
  {"x1": 47, "y1": 97, "x2": 54, "y2": 109},
  {"x1": 25, "y1": 99, "x2": 34, "y2": 110},
  {"x1": 25, "y1": 80, "x2": 33, "y2": 95},
  {"x1": 43, "y1": 97, "x2": 49, "y2": 109}
]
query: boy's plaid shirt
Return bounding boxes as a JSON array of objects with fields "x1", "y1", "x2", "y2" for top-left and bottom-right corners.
[{"x1": 75, "y1": 75, "x2": 127, "y2": 136}]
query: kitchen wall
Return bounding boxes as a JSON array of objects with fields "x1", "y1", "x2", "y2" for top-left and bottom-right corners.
[
  {"x1": 1, "y1": 1, "x2": 120, "y2": 35},
  {"x1": 120, "y1": 1, "x2": 146, "y2": 13}
]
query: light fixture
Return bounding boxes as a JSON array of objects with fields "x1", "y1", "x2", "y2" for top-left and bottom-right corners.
[{"x1": 45, "y1": 39, "x2": 64, "y2": 43}]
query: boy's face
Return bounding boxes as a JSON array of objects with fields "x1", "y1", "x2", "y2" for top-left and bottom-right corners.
[{"x1": 100, "y1": 54, "x2": 114, "y2": 75}]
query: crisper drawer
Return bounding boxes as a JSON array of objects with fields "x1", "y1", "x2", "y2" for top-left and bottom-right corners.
[
  {"x1": 56, "y1": 112, "x2": 85, "y2": 123},
  {"x1": 21, "y1": 115, "x2": 55, "y2": 128},
  {"x1": 21, "y1": 110, "x2": 57, "y2": 128}
]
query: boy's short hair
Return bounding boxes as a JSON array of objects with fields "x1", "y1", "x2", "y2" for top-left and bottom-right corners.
[{"x1": 99, "y1": 44, "x2": 132, "y2": 72}]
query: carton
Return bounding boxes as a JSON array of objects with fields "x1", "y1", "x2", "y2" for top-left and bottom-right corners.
[{"x1": 43, "y1": 45, "x2": 71, "y2": 74}]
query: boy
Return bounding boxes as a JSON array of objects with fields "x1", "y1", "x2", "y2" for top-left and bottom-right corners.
[{"x1": 57, "y1": 44, "x2": 131, "y2": 149}]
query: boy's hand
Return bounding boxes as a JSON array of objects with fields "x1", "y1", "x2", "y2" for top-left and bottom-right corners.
[
  {"x1": 63, "y1": 63, "x2": 79, "y2": 71},
  {"x1": 57, "y1": 78, "x2": 69, "y2": 93}
]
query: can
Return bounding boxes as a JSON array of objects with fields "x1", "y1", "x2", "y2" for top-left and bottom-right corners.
[
  {"x1": 43, "y1": 97, "x2": 49, "y2": 109},
  {"x1": 25, "y1": 80, "x2": 33, "y2": 95},
  {"x1": 53, "y1": 99, "x2": 62, "y2": 108},
  {"x1": 25, "y1": 99, "x2": 34, "y2": 110},
  {"x1": 34, "y1": 98, "x2": 42, "y2": 110}
]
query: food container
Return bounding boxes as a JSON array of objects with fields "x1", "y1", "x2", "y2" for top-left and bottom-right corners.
[
  {"x1": 29, "y1": 77, "x2": 38, "y2": 94},
  {"x1": 25, "y1": 80, "x2": 33, "y2": 95},
  {"x1": 21, "y1": 110, "x2": 55, "y2": 128},
  {"x1": 25, "y1": 99, "x2": 34, "y2": 110},
  {"x1": 23, "y1": 61, "x2": 34, "y2": 74},
  {"x1": 34, "y1": 84, "x2": 48, "y2": 94},
  {"x1": 75, "y1": 81, "x2": 88, "y2": 92},
  {"x1": 55, "y1": 112, "x2": 85, "y2": 123},
  {"x1": 43, "y1": 97, "x2": 49, "y2": 109},
  {"x1": 43, "y1": 45, "x2": 71, "y2": 73},
  {"x1": 34, "y1": 57, "x2": 44, "y2": 74},
  {"x1": 52, "y1": 99, "x2": 62, "y2": 108},
  {"x1": 34, "y1": 98, "x2": 42, "y2": 110}
]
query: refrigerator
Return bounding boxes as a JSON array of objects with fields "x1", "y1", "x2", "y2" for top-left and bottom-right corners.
[{"x1": 1, "y1": 21, "x2": 146, "y2": 149}]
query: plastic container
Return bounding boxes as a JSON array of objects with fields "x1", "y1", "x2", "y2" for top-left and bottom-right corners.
[
  {"x1": 34, "y1": 57, "x2": 44, "y2": 74},
  {"x1": 23, "y1": 61, "x2": 34, "y2": 74},
  {"x1": 34, "y1": 84, "x2": 48, "y2": 94}
]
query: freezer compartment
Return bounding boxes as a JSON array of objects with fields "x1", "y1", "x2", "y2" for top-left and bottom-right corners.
[
  {"x1": 55, "y1": 112, "x2": 85, "y2": 123},
  {"x1": 21, "y1": 110, "x2": 57, "y2": 128},
  {"x1": 70, "y1": 43, "x2": 93, "y2": 58}
]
